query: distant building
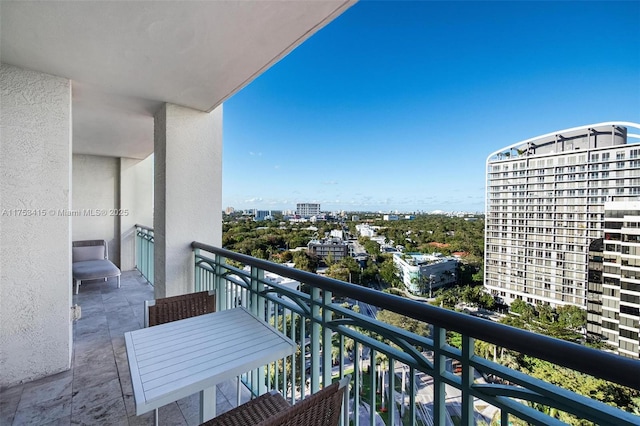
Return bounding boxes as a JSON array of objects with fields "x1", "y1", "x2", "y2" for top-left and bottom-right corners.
[
  {"x1": 586, "y1": 201, "x2": 640, "y2": 359},
  {"x1": 383, "y1": 214, "x2": 398, "y2": 221},
  {"x1": 356, "y1": 224, "x2": 376, "y2": 238},
  {"x1": 254, "y1": 210, "x2": 272, "y2": 221},
  {"x1": 485, "y1": 123, "x2": 640, "y2": 307},
  {"x1": 308, "y1": 238, "x2": 349, "y2": 262},
  {"x1": 393, "y1": 252, "x2": 458, "y2": 296},
  {"x1": 352, "y1": 215, "x2": 360, "y2": 221},
  {"x1": 225, "y1": 207, "x2": 235, "y2": 214},
  {"x1": 330, "y1": 229, "x2": 344, "y2": 240},
  {"x1": 297, "y1": 203, "x2": 321, "y2": 217}
]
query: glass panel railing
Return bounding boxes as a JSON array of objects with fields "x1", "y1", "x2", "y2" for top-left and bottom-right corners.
[
  {"x1": 135, "y1": 224, "x2": 154, "y2": 286},
  {"x1": 193, "y1": 242, "x2": 639, "y2": 426}
]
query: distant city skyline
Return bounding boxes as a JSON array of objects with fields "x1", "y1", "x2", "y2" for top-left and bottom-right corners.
[{"x1": 222, "y1": 1, "x2": 640, "y2": 212}]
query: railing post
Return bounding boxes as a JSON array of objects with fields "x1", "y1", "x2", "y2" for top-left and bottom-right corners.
[
  {"x1": 369, "y1": 349, "x2": 376, "y2": 426},
  {"x1": 353, "y1": 340, "x2": 360, "y2": 426},
  {"x1": 310, "y1": 286, "x2": 321, "y2": 393},
  {"x1": 135, "y1": 227, "x2": 141, "y2": 273},
  {"x1": 213, "y1": 254, "x2": 225, "y2": 312},
  {"x1": 461, "y1": 335, "x2": 475, "y2": 426},
  {"x1": 388, "y1": 358, "x2": 395, "y2": 426},
  {"x1": 433, "y1": 326, "x2": 446, "y2": 426},
  {"x1": 148, "y1": 230, "x2": 154, "y2": 285},
  {"x1": 194, "y1": 249, "x2": 201, "y2": 292},
  {"x1": 250, "y1": 265, "x2": 265, "y2": 395},
  {"x1": 322, "y1": 289, "x2": 332, "y2": 388}
]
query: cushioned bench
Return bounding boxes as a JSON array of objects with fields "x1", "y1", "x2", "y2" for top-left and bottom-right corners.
[{"x1": 72, "y1": 240, "x2": 121, "y2": 294}]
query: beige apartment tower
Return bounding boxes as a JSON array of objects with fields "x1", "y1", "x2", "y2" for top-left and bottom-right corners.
[{"x1": 485, "y1": 122, "x2": 640, "y2": 308}]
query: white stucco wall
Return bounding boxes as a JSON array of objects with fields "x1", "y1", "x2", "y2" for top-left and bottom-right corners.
[
  {"x1": 154, "y1": 103, "x2": 222, "y2": 298},
  {"x1": 0, "y1": 64, "x2": 72, "y2": 386},
  {"x1": 120, "y1": 155, "x2": 153, "y2": 271},
  {"x1": 72, "y1": 154, "x2": 120, "y2": 264}
]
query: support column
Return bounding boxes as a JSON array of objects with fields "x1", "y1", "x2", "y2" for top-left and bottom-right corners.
[
  {"x1": 120, "y1": 155, "x2": 154, "y2": 271},
  {"x1": 154, "y1": 103, "x2": 222, "y2": 298},
  {"x1": 0, "y1": 64, "x2": 72, "y2": 386}
]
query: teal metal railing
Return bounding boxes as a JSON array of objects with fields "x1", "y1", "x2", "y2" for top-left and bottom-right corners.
[
  {"x1": 192, "y1": 242, "x2": 639, "y2": 426},
  {"x1": 135, "y1": 225, "x2": 154, "y2": 286}
]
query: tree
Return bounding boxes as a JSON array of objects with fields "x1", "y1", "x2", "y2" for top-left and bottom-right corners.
[
  {"x1": 379, "y1": 258, "x2": 402, "y2": 288},
  {"x1": 556, "y1": 305, "x2": 586, "y2": 330},
  {"x1": 377, "y1": 310, "x2": 430, "y2": 338},
  {"x1": 293, "y1": 251, "x2": 318, "y2": 273}
]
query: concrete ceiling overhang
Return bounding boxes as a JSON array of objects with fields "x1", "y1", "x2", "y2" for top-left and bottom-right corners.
[{"x1": 1, "y1": 0, "x2": 355, "y2": 159}]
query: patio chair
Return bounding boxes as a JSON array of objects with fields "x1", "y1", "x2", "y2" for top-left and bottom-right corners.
[
  {"x1": 144, "y1": 290, "x2": 216, "y2": 327},
  {"x1": 201, "y1": 375, "x2": 350, "y2": 426},
  {"x1": 72, "y1": 239, "x2": 121, "y2": 294}
]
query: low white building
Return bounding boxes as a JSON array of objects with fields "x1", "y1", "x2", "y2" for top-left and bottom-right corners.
[
  {"x1": 393, "y1": 253, "x2": 458, "y2": 296},
  {"x1": 356, "y1": 224, "x2": 377, "y2": 238},
  {"x1": 330, "y1": 229, "x2": 344, "y2": 240}
]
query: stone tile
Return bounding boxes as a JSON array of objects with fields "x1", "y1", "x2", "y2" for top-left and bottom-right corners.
[
  {"x1": 19, "y1": 375, "x2": 73, "y2": 411},
  {"x1": 112, "y1": 335, "x2": 128, "y2": 360},
  {"x1": 12, "y1": 393, "x2": 72, "y2": 426},
  {"x1": 71, "y1": 377, "x2": 122, "y2": 415},
  {"x1": 176, "y1": 393, "x2": 200, "y2": 424},
  {"x1": 128, "y1": 402, "x2": 187, "y2": 426},
  {"x1": 122, "y1": 393, "x2": 137, "y2": 418},
  {"x1": 42, "y1": 415, "x2": 72, "y2": 426},
  {"x1": 109, "y1": 322, "x2": 140, "y2": 338},
  {"x1": 216, "y1": 397, "x2": 233, "y2": 416},
  {"x1": 74, "y1": 340, "x2": 114, "y2": 367},
  {"x1": 70, "y1": 396, "x2": 127, "y2": 425},
  {"x1": 215, "y1": 379, "x2": 252, "y2": 407},
  {"x1": 0, "y1": 385, "x2": 22, "y2": 426},
  {"x1": 73, "y1": 359, "x2": 119, "y2": 390}
]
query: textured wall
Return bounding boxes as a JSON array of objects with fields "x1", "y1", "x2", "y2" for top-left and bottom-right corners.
[
  {"x1": 154, "y1": 103, "x2": 222, "y2": 298},
  {"x1": 72, "y1": 154, "x2": 120, "y2": 264},
  {"x1": 0, "y1": 64, "x2": 72, "y2": 386},
  {"x1": 120, "y1": 155, "x2": 153, "y2": 271}
]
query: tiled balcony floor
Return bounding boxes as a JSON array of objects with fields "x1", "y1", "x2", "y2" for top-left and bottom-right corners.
[{"x1": 1, "y1": 271, "x2": 250, "y2": 426}]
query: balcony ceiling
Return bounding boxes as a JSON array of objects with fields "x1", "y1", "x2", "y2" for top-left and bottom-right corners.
[{"x1": 0, "y1": 1, "x2": 354, "y2": 159}]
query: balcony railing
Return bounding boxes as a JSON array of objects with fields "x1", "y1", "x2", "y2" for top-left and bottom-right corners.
[
  {"x1": 135, "y1": 224, "x2": 154, "y2": 285},
  {"x1": 192, "y1": 241, "x2": 639, "y2": 426}
]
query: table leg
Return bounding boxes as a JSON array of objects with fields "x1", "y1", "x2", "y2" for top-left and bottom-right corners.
[{"x1": 200, "y1": 386, "x2": 217, "y2": 422}]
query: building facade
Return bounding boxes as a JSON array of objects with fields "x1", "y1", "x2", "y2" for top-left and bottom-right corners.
[
  {"x1": 586, "y1": 202, "x2": 640, "y2": 359},
  {"x1": 393, "y1": 252, "x2": 458, "y2": 296},
  {"x1": 307, "y1": 238, "x2": 349, "y2": 262},
  {"x1": 296, "y1": 203, "x2": 321, "y2": 217},
  {"x1": 485, "y1": 123, "x2": 640, "y2": 308}
]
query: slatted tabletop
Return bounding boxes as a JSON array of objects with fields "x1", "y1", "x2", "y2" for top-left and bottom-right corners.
[{"x1": 125, "y1": 307, "x2": 297, "y2": 415}]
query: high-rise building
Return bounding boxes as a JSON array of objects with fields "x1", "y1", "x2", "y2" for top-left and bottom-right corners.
[
  {"x1": 586, "y1": 202, "x2": 640, "y2": 359},
  {"x1": 296, "y1": 203, "x2": 321, "y2": 217},
  {"x1": 485, "y1": 122, "x2": 640, "y2": 308}
]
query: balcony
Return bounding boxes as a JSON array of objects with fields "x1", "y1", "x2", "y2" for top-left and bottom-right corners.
[{"x1": 2, "y1": 229, "x2": 639, "y2": 425}]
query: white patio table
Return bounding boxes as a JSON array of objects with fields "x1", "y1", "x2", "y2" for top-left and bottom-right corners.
[{"x1": 125, "y1": 307, "x2": 296, "y2": 423}]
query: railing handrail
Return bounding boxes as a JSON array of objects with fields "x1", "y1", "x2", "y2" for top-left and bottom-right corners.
[
  {"x1": 135, "y1": 224, "x2": 154, "y2": 232},
  {"x1": 192, "y1": 241, "x2": 640, "y2": 390}
]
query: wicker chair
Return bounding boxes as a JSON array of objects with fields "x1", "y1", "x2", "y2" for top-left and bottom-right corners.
[
  {"x1": 201, "y1": 375, "x2": 350, "y2": 426},
  {"x1": 144, "y1": 290, "x2": 216, "y2": 327}
]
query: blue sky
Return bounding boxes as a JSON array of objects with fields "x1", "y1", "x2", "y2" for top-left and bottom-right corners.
[{"x1": 223, "y1": 1, "x2": 640, "y2": 213}]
